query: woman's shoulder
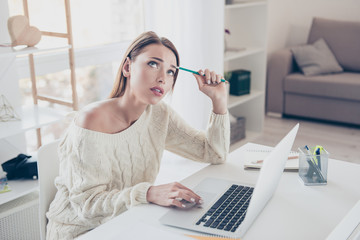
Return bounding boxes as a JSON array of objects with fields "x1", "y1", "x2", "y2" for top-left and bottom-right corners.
[
  {"x1": 150, "y1": 101, "x2": 182, "y2": 128},
  {"x1": 75, "y1": 100, "x2": 110, "y2": 131}
]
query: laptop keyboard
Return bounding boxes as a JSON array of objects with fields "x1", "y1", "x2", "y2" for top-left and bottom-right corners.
[{"x1": 196, "y1": 184, "x2": 254, "y2": 232}]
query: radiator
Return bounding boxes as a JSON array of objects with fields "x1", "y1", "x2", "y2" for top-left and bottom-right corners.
[{"x1": 0, "y1": 191, "x2": 40, "y2": 240}]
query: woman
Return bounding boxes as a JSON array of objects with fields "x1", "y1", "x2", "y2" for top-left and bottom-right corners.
[{"x1": 46, "y1": 31, "x2": 230, "y2": 239}]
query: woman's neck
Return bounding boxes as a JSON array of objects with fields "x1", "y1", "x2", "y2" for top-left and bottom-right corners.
[{"x1": 113, "y1": 94, "x2": 148, "y2": 126}]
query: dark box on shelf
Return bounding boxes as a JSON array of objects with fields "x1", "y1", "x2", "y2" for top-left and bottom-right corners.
[
  {"x1": 230, "y1": 115, "x2": 246, "y2": 145},
  {"x1": 229, "y1": 70, "x2": 251, "y2": 96}
]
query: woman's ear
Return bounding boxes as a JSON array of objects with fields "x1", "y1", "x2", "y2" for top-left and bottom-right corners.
[{"x1": 122, "y1": 57, "x2": 131, "y2": 77}]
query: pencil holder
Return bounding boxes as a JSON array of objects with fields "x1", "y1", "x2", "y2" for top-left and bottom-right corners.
[{"x1": 298, "y1": 146, "x2": 329, "y2": 186}]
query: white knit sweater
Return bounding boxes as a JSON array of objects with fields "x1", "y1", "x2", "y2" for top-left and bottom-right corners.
[{"x1": 46, "y1": 101, "x2": 230, "y2": 239}]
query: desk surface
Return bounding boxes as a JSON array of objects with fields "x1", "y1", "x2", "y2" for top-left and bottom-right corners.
[{"x1": 79, "y1": 143, "x2": 360, "y2": 240}]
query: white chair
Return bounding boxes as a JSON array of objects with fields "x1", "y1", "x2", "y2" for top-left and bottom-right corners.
[{"x1": 37, "y1": 139, "x2": 60, "y2": 240}]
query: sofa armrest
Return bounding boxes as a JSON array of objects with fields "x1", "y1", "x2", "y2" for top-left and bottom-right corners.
[{"x1": 266, "y1": 49, "x2": 296, "y2": 114}]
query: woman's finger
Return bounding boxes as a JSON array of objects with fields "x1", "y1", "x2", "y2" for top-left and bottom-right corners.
[
  {"x1": 176, "y1": 191, "x2": 198, "y2": 203},
  {"x1": 169, "y1": 198, "x2": 184, "y2": 208},
  {"x1": 167, "y1": 188, "x2": 202, "y2": 205},
  {"x1": 173, "y1": 182, "x2": 202, "y2": 199},
  {"x1": 204, "y1": 69, "x2": 211, "y2": 85},
  {"x1": 193, "y1": 70, "x2": 207, "y2": 89},
  {"x1": 211, "y1": 71, "x2": 217, "y2": 84},
  {"x1": 198, "y1": 69, "x2": 204, "y2": 76},
  {"x1": 216, "y1": 74, "x2": 222, "y2": 84}
]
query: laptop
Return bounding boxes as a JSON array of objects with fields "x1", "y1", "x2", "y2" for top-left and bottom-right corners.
[{"x1": 160, "y1": 123, "x2": 299, "y2": 238}]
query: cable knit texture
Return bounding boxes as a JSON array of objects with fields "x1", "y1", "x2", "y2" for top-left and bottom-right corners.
[{"x1": 46, "y1": 101, "x2": 230, "y2": 239}]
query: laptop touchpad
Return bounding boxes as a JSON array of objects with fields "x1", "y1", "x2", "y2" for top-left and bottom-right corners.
[
  {"x1": 196, "y1": 191, "x2": 218, "y2": 209},
  {"x1": 159, "y1": 191, "x2": 217, "y2": 226}
]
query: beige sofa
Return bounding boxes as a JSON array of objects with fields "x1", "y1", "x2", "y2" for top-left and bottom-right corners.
[{"x1": 266, "y1": 17, "x2": 360, "y2": 125}]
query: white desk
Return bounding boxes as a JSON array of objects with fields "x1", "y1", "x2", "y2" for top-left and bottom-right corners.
[{"x1": 79, "y1": 143, "x2": 360, "y2": 240}]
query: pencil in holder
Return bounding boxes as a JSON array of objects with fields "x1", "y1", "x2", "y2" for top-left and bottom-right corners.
[{"x1": 298, "y1": 146, "x2": 329, "y2": 186}]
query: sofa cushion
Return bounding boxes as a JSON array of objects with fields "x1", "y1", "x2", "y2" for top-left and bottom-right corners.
[
  {"x1": 284, "y1": 72, "x2": 360, "y2": 101},
  {"x1": 308, "y1": 17, "x2": 360, "y2": 72},
  {"x1": 284, "y1": 94, "x2": 360, "y2": 125},
  {"x1": 291, "y1": 38, "x2": 343, "y2": 76}
]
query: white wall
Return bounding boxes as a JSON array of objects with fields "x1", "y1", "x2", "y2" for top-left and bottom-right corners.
[{"x1": 267, "y1": 0, "x2": 360, "y2": 55}]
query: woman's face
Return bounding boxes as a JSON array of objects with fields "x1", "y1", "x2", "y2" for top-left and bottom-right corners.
[{"x1": 126, "y1": 44, "x2": 177, "y2": 105}]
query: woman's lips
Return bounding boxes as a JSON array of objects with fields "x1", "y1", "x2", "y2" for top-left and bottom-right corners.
[{"x1": 150, "y1": 87, "x2": 164, "y2": 96}]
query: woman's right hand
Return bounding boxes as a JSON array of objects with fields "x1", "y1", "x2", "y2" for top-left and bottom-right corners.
[
  {"x1": 193, "y1": 69, "x2": 228, "y2": 115},
  {"x1": 146, "y1": 182, "x2": 203, "y2": 208}
]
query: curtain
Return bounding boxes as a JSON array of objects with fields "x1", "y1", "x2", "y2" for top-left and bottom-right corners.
[{"x1": 143, "y1": 0, "x2": 224, "y2": 131}]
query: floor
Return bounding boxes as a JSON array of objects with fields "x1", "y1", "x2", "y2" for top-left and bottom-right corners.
[
  {"x1": 253, "y1": 115, "x2": 360, "y2": 164},
  {"x1": 155, "y1": 115, "x2": 360, "y2": 185}
]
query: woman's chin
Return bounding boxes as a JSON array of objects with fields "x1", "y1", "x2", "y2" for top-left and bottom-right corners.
[{"x1": 148, "y1": 98, "x2": 162, "y2": 105}]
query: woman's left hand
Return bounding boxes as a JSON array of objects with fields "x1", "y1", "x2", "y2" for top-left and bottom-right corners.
[
  {"x1": 193, "y1": 69, "x2": 228, "y2": 114},
  {"x1": 146, "y1": 182, "x2": 202, "y2": 208}
]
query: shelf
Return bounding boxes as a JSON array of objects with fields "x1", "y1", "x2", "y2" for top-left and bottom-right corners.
[
  {"x1": 224, "y1": 47, "x2": 264, "y2": 62},
  {"x1": 228, "y1": 90, "x2": 264, "y2": 109},
  {"x1": 225, "y1": 0, "x2": 267, "y2": 9},
  {"x1": 0, "y1": 44, "x2": 71, "y2": 58},
  {"x1": 224, "y1": 0, "x2": 267, "y2": 155},
  {"x1": 0, "y1": 105, "x2": 67, "y2": 139},
  {"x1": 0, "y1": 179, "x2": 38, "y2": 206}
]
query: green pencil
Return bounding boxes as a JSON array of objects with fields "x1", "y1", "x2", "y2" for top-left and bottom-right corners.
[{"x1": 177, "y1": 66, "x2": 227, "y2": 83}]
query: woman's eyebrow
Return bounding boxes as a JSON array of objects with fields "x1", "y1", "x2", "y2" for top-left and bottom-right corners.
[{"x1": 150, "y1": 57, "x2": 177, "y2": 69}]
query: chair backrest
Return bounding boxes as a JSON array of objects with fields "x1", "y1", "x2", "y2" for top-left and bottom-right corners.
[{"x1": 37, "y1": 139, "x2": 60, "y2": 240}]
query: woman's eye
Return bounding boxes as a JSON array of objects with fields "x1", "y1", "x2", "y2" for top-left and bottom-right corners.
[
  {"x1": 148, "y1": 61, "x2": 158, "y2": 68},
  {"x1": 167, "y1": 70, "x2": 175, "y2": 76}
]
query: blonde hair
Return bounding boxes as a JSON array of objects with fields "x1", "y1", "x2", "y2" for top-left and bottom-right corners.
[{"x1": 109, "y1": 31, "x2": 180, "y2": 98}]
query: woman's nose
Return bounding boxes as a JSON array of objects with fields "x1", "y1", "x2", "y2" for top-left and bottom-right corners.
[{"x1": 157, "y1": 70, "x2": 166, "y2": 84}]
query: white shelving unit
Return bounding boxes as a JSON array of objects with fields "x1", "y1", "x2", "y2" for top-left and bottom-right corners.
[
  {"x1": 0, "y1": 2, "x2": 76, "y2": 237},
  {"x1": 0, "y1": 44, "x2": 71, "y2": 57},
  {"x1": 224, "y1": 0, "x2": 267, "y2": 150},
  {"x1": 0, "y1": 105, "x2": 67, "y2": 140},
  {"x1": 224, "y1": 47, "x2": 264, "y2": 61},
  {"x1": 228, "y1": 89, "x2": 263, "y2": 109},
  {"x1": 0, "y1": 180, "x2": 39, "y2": 206},
  {"x1": 0, "y1": 44, "x2": 71, "y2": 208},
  {"x1": 0, "y1": 44, "x2": 71, "y2": 141},
  {"x1": 5, "y1": 0, "x2": 78, "y2": 148}
]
